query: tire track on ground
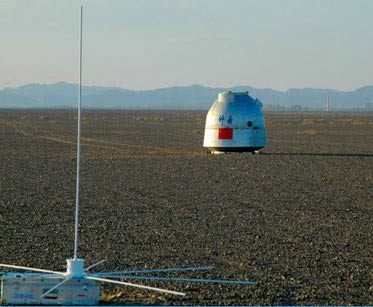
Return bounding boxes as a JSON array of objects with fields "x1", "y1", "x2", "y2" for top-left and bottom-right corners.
[{"x1": 7, "y1": 120, "x2": 204, "y2": 158}]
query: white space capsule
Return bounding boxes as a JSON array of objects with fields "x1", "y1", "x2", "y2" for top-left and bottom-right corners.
[{"x1": 203, "y1": 91, "x2": 267, "y2": 153}]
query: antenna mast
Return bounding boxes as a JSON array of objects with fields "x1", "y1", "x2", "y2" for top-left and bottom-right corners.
[{"x1": 74, "y1": 6, "x2": 83, "y2": 260}]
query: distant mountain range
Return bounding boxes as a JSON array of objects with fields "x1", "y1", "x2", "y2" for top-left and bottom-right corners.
[{"x1": 1, "y1": 81, "x2": 372, "y2": 110}]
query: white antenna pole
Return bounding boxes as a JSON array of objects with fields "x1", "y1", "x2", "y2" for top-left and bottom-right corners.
[{"x1": 74, "y1": 6, "x2": 83, "y2": 260}]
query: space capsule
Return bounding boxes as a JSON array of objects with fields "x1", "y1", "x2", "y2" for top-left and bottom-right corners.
[{"x1": 203, "y1": 91, "x2": 267, "y2": 153}]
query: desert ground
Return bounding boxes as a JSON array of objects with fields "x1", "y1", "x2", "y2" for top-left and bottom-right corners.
[{"x1": 0, "y1": 110, "x2": 372, "y2": 305}]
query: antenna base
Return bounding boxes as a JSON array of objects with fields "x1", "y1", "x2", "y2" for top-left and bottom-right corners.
[{"x1": 66, "y1": 258, "x2": 85, "y2": 277}]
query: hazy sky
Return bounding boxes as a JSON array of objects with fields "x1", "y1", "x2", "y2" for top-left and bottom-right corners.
[{"x1": 1, "y1": 0, "x2": 372, "y2": 91}]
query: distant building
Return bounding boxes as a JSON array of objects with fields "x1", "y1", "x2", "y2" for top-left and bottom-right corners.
[
  {"x1": 365, "y1": 102, "x2": 373, "y2": 110},
  {"x1": 290, "y1": 105, "x2": 302, "y2": 111},
  {"x1": 326, "y1": 98, "x2": 330, "y2": 112}
]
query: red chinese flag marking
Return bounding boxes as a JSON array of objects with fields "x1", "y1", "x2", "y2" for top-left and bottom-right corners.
[{"x1": 218, "y1": 128, "x2": 233, "y2": 139}]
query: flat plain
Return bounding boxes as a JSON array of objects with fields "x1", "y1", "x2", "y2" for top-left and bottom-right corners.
[{"x1": 0, "y1": 110, "x2": 372, "y2": 305}]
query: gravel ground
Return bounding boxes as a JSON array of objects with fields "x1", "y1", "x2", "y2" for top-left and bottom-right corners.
[{"x1": 0, "y1": 110, "x2": 372, "y2": 305}]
